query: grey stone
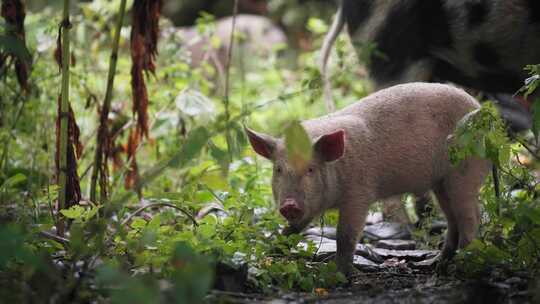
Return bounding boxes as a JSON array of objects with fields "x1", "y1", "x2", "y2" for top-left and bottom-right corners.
[
  {"x1": 301, "y1": 231, "x2": 437, "y2": 266},
  {"x1": 375, "y1": 239, "x2": 416, "y2": 250},
  {"x1": 429, "y1": 220, "x2": 448, "y2": 235},
  {"x1": 356, "y1": 244, "x2": 384, "y2": 264},
  {"x1": 304, "y1": 235, "x2": 335, "y2": 247},
  {"x1": 365, "y1": 211, "x2": 383, "y2": 225},
  {"x1": 504, "y1": 277, "x2": 523, "y2": 285},
  {"x1": 353, "y1": 255, "x2": 378, "y2": 266},
  {"x1": 299, "y1": 237, "x2": 337, "y2": 261},
  {"x1": 363, "y1": 222, "x2": 412, "y2": 241},
  {"x1": 303, "y1": 226, "x2": 337, "y2": 239},
  {"x1": 315, "y1": 240, "x2": 338, "y2": 255},
  {"x1": 381, "y1": 258, "x2": 407, "y2": 268},
  {"x1": 411, "y1": 256, "x2": 439, "y2": 270},
  {"x1": 353, "y1": 255, "x2": 379, "y2": 271},
  {"x1": 214, "y1": 260, "x2": 248, "y2": 292},
  {"x1": 372, "y1": 248, "x2": 439, "y2": 262}
]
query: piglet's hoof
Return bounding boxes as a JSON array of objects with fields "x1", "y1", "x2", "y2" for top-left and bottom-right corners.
[{"x1": 338, "y1": 263, "x2": 361, "y2": 280}]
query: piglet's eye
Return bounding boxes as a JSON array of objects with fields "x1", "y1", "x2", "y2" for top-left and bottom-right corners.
[
  {"x1": 276, "y1": 166, "x2": 282, "y2": 173},
  {"x1": 307, "y1": 167, "x2": 314, "y2": 174}
]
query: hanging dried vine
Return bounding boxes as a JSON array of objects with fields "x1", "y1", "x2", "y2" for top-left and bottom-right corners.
[
  {"x1": 55, "y1": 98, "x2": 83, "y2": 207},
  {"x1": 125, "y1": 128, "x2": 141, "y2": 196},
  {"x1": 126, "y1": 0, "x2": 162, "y2": 192},
  {"x1": 130, "y1": 0, "x2": 162, "y2": 139}
]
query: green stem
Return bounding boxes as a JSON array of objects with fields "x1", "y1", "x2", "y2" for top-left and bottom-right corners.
[
  {"x1": 89, "y1": 0, "x2": 128, "y2": 204},
  {"x1": 57, "y1": 0, "x2": 71, "y2": 236},
  {"x1": 222, "y1": 0, "x2": 239, "y2": 168}
]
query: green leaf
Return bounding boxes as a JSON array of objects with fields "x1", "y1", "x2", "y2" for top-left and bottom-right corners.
[
  {"x1": 0, "y1": 34, "x2": 32, "y2": 64},
  {"x1": 170, "y1": 242, "x2": 213, "y2": 303},
  {"x1": 0, "y1": 173, "x2": 27, "y2": 191},
  {"x1": 284, "y1": 121, "x2": 312, "y2": 172},
  {"x1": 60, "y1": 205, "x2": 100, "y2": 223},
  {"x1": 209, "y1": 143, "x2": 227, "y2": 163},
  {"x1": 472, "y1": 136, "x2": 486, "y2": 158},
  {"x1": 307, "y1": 18, "x2": 328, "y2": 34},
  {"x1": 175, "y1": 89, "x2": 216, "y2": 120},
  {"x1": 231, "y1": 121, "x2": 248, "y2": 156},
  {"x1": 184, "y1": 127, "x2": 210, "y2": 159},
  {"x1": 171, "y1": 127, "x2": 210, "y2": 167},
  {"x1": 60, "y1": 205, "x2": 85, "y2": 220},
  {"x1": 485, "y1": 135, "x2": 498, "y2": 166},
  {"x1": 498, "y1": 145, "x2": 510, "y2": 167},
  {"x1": 84, "y1": 206, "x2": 101, "y2": 221},
  {"x1": 448, "y1": 102, "x2": 510, "y2": 167},
  {"x1": 517, "y1": 228, "x2": 540, "y2": 266},
  {"x1": 532, "y1": 97, "x2": 540, "y2": 144},
  {"x1": 209, "y1": 142, "x2": 229, "y2": 174},
  {"x1": 525, "y1": 208, "x2": 540, "y2": 225},
  {"x1": 197, "y1": 222, "x2": 216, "y2": 239},
  {"x1": 131, "y1": 218, "x2": 147, "y2": 230},
  {"x1": 147, "y1": 214, "x2": 161, "y2": 231}
]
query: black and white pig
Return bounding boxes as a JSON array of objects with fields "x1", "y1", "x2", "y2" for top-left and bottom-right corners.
[{"x1": 320, "y1": 0, "x2": 540, "y2": 131}]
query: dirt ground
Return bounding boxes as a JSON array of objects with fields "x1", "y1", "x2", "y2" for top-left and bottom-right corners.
[{"x1": 208, "y1": 268, "x2": 535, "y2": 303}]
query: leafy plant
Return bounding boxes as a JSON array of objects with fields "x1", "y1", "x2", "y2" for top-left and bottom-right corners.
[
  {"x1": 449, "y1": 67, "x2": 540, "y2": 277},
  {"x1": 285, "y1": 120, "x2": 313, "y2": 172}
]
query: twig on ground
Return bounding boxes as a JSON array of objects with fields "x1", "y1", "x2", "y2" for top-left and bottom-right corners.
[
  {"x1": 121, "y1": 202, "x2": 198, "y2": 227},
  {"x1": 39, "y1": 230, "x2": 70, "y2": 245}
]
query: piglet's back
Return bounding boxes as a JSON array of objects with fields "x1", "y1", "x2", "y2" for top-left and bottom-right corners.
[
  {"x1": 338, "y1": 82, "x2": 480, "y2": 123},
  {"x1": 304, "y1": 83, "x2": 480, "y2": 139},
  {"x1": 303, "y1": 82, "x2": 481, "y2": 197}
]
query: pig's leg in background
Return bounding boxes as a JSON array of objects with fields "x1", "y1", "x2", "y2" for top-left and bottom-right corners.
[
  {"x1": 381, "y1": 193, "x2": 432, "y2": 225},
  {"x1": 336, "y1": 198, "x2": 370, "y2": 275},
  {"x1": 414, "y1": 192, "x2": 433, "y2": 226},
  {"x1": 382, "y1": 195, "x2": 410, "y2": 224}
]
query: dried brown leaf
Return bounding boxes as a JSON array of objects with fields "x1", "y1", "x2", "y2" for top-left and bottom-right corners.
[
  {"x1": 54, "y1": 31, "x2": 62, "y2": 68},
  {"x1": 55, "y1": 97, "x2": 83, "y2": 208},
  {"x1": 129, "y1": 0, "x2": 163, "y2": 140},
  {"x1": 125, "y1": 128, "x2": 140, "y2": 190}
]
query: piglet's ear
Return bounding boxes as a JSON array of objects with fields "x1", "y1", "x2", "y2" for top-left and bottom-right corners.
[
  {"x1": 245, "y1": 127, "x2": 277, "y2": 160},
  {"x1": 314, "y1": 129, "x2": 345, "y2": 162}
]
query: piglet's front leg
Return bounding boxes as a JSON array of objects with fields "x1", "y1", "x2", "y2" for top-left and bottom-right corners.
[{"x1": 336, "y1": 200, "x2": 369, "y2": 276}]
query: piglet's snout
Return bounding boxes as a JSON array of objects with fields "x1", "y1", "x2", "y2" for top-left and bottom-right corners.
[{"x1": 279, "y1": 198, "x2": 303, "y2": 221}]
